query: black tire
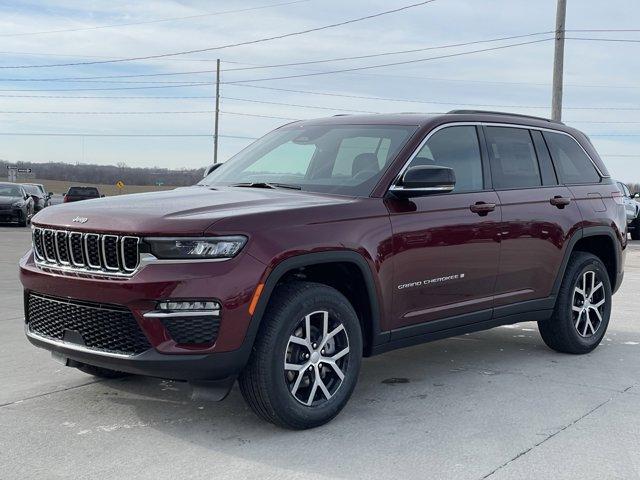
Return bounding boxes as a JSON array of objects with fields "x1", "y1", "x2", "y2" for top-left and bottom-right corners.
[
  {"x1": 17, "y1": 210, "x2": 27, "y2": 227},
  {"x1": 76, "y1": 363, "x2": 129, "y2": 379},
  {"x1": 631, "y1": 219, "x2": 640, "y2": 240},
  {"x1": 538, "y1": 252, "x2": 612, "y2": 354},
  {"x1": 239, "y1": 281, "x2": 362, "y2": 429}
]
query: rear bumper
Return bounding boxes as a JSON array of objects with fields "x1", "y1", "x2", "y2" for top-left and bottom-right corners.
[{"x1": 26, "y1": 327, "x2": 251, "y2": 381}]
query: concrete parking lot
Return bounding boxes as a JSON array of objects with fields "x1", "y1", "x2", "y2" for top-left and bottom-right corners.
[{"x1": 1, "y1": 225, "x2": 639, "y2": 479}]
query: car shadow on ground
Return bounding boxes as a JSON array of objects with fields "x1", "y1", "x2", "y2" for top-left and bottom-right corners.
[{"x1": 84, "y1": 324, "x2": 606, "y2": 474}]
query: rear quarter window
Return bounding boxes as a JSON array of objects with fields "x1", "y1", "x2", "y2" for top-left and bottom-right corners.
[{"x1": 543, "y1": 131, "x2": 601, "y2": 184}]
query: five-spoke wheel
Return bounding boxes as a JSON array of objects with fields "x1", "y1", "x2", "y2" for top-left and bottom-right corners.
[
  {"x1": 239, "y1": 281, "x2": 362, "y2": 429},
  {"x1": 539, "y1": 252, "x2": 612, "y2": 354},
  {"x1": 572, "y1": 270, "x2": 606, "y2": 337},
  {"x1": 284, "y1": 310, "x2": 350, "y2": 406}
]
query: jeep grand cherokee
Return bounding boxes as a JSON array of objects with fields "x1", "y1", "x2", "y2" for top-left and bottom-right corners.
[{"x1": 20, "y1": 111, "x2": 626, "y2": 429}]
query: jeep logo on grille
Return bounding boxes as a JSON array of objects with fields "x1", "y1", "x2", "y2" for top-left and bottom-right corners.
[{"x1": 72, "y1": 216, "x2": 88, "y2": 224}]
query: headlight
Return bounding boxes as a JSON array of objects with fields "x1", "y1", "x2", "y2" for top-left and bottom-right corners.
[
  {"x1": 12, "y1": 201, "x2": 25, "y2": 207},
  {"x1": 145, "y1": 236, "x2": 247, "y2": 259}
]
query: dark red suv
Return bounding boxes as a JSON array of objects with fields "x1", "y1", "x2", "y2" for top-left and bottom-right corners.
[{"x1": 20, "y1": 111, "x2": 626, "y2": 429}]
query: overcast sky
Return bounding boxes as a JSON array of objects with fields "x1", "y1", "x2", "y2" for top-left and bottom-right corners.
[{"x1": 1, "y1": 0, "x2": 639, "y2": 181}]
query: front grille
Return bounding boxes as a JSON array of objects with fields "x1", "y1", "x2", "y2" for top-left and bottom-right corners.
[
  {"x1": 161, "y1": 316, "x2": 220, "y2": 345},
  {"x1": 32, "y1": 227, "x2": 140, "y2": 276},
  {"x1": 27, "y1": 293, "x2": 151, "y2": 355},
  {"x1": 0, "y1": 205, "x2": 11, "y2": 211}
]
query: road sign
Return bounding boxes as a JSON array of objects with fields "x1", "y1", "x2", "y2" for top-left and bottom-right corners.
[
  {"x1": 116, "y1": 180, "x2": 125, "y2": 190},
  {"x1": 6, "y1": 166, "x2": 32, "y2": 173}
]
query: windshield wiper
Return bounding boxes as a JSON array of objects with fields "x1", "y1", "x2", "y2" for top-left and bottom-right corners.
[{"x1": 230, "y1": 182, "x2": 301, "y2": 190}]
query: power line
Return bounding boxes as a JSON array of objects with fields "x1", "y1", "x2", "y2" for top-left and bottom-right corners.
[
  {"x1": 229, "y1": 84, "x2": 640, "y2": 111},
  {"x1": 222, "y1": 96, "x2": 379, "y2": 113},
  {"x1": 220, "y1": 110, "x2": 300, "y2": 120},
  {"x1": 0, "y1": 132, "x2": 257, "y2": 139},
  {"x1": 0, "y1": 83, "x2": 211, "y2": 92},
  {"x1": 0, "y1": 32, "x2": 554, "y2": 82},
  {"x1": 222, "y1": 38, "x2": 555, "y2": 84},
  {"x1": 0, "y1": 1, "x2": 438, "y2": 69},
  {"x1": 0, "y1": 0, "x2": 311, "y2": 37}
]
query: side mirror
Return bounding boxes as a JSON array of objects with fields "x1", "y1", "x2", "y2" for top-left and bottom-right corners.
[
  {"x1": 24, "y1": 194, "x2": 30, "y2": 200},
  {"x1": 390, "y1": 165, "x2": 456, "y2": 198},
  {"x1": 203, "y1": 163, "x2": 223, "y2": 178},
  {"x1": 633, "y1": 193, "x2": 640, "y2": 199},
  {"x1": 48, "y1": 192, "x2": 53, "y2": 198}
]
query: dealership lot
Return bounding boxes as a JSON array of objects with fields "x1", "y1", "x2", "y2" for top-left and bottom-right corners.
[{"x1": 1, "y1": 225, "x2": 640, "y2": 479}]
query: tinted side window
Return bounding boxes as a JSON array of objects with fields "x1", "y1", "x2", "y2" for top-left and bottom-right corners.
[
  {"x1": 410, "y1": 126, "x2": 483, "y2": 193},
  {"x1": 543, "y1": 131, "x2": 601, "y2": 184},
  {"x1": 485, "y1": 127, "x2": 541, "y2": 189}
]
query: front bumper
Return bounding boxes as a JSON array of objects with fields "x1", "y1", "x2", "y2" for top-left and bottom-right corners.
[
  {"x1": 0, "y1": 208, "x2": 24, "y2": 223},
  {"x1": 20, "y1": 249, "x2": 267, "y2": 380},
  {"x1": 26, "y1": 327, "x2": 251, "y2": 381}
]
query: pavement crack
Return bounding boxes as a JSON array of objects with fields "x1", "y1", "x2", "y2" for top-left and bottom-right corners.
[
  {"x1": 480, "y1": 397, "x2": 613, "y2": 479},
  {"x1": 0, "y1": 380, "x2": 102, "y2": 409}
]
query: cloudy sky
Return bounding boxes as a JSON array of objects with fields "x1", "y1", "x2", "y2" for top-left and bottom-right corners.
[{"x1": 0, "y1": 0, "x2": 639, "y2": 180}]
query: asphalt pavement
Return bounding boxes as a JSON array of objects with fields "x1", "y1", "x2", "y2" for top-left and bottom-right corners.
[{"x1": 1, "y1": 224, "x2": 639, "y2": 479}]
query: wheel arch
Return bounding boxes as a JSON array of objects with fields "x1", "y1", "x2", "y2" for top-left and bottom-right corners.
[
  {"x1": 553, "y1": 226, "x2": 622, "y2": 296},
  {"x1": 248, "y1": 251, "x2": 384, "y2": 356}
]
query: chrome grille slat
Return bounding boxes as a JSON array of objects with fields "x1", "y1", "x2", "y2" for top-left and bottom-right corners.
[{"x1": 32, "y1": 227, "x2": 140, "y2": 277}]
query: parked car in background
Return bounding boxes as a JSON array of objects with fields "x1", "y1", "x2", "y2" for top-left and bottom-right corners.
[
  {"x1": 63, "y1": 186, "x2": 102, "y2": 203},
  {"x1": 616, "y1": 181, "x2": 640, "y2": 240},
  {"x1": 21, "y1": 184, "x2": 50, "y2": 212},
  {"x1": 0, "y1": 182, "x2": 34, "y2": 226}
]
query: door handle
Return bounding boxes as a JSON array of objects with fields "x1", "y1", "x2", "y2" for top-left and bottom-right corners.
[
  {"x1": 469, "y1": 202, "x2": 496, "y2": 216},
  {"x1": 550, "y1": 196, "x2": 571, "y2": 209}
]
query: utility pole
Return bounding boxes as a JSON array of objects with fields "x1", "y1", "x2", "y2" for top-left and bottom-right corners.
[
  {"x1": 551, "y1": 0, "x2": 567, "y2": 121},
  {"x1": 213, "y1": 59, "x2": 221, "y2": 164}
]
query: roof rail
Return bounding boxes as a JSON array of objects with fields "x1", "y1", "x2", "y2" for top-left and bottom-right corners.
[{"x1": 447, "y1": 109, "x2": 563, "y2": 124}]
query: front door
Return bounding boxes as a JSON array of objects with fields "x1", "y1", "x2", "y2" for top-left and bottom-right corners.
[{"x1": 387, "y1": 125, "x2": 501, "y2": 330}]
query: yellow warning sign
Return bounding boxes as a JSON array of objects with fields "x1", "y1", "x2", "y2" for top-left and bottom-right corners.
[{"x1": 115, "y1": 180, "x2": 125, "y2": 190}]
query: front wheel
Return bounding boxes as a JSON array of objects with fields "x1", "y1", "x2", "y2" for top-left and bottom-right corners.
[
  {"x1": 538, "y1": 252, "x2": 612, "y2": 354},
  {"x1": 239, "y1": 281, "x2": 362, "y2": 429}
]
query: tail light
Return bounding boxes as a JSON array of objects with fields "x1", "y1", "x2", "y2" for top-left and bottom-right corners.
[
  {"x1": 612, "y1": 191, "x2": 624, "y2": 205},
  {"x1": 63, "y1": 195, "x2": 69, "y2": 203}
]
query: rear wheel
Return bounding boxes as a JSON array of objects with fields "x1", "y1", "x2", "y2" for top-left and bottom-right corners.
[
  {"x1": 239, "y1": 281, "x2": 362, "y2": 429},
  {"x1": 76, "y1": 363, "x2": 129, "y2": 379},
  {"x1": 538, "y1": 252, "x2": 612, "y2": 354}
]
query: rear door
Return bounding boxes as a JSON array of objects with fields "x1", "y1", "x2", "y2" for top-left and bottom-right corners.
[
  {"x1": 485, "y1": 126, "x2": 581, "y2": 309},
  {"x1": 387, "y1": 125, "x2": 501, "y2": 330}
]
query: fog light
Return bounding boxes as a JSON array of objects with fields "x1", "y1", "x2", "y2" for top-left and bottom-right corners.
[{"x1": 157, "y1": 300, "x2": 220, "y2": 313}]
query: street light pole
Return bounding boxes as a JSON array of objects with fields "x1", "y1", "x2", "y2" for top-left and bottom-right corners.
[{"x1": 551, "y1": 0, "x2": 567, "y2": 121}]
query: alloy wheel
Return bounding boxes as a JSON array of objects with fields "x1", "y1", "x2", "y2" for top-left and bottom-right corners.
[
  {"x1": 572, "y1": 270, "x2": 606, "y2": 338},
  {"x1": 284, "y1": 310, "x2": 350, "y2": 406}
]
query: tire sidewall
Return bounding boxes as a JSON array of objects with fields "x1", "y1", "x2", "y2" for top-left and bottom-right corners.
[
  {"x1": 264, "y1": 286, "x2": 362, "y2": 427},
  {"x1": 558, "y1": 255, "x2": 612, "y2": 350}
]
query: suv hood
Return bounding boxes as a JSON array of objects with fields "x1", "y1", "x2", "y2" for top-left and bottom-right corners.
[{"x1": 31, "y1": 186, "x2": 354, "y2": 235}]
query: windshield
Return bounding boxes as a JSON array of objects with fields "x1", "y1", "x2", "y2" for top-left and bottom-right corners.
[
  {"x1": 200, "y1": 124, "x2": 418, "y2": 196},
  {"x1": 0, "y1": 185, "x2": 22, "y2": 197},
  {"x1": 22, "y1": 185, "x2": 40, "y2": 196}
]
